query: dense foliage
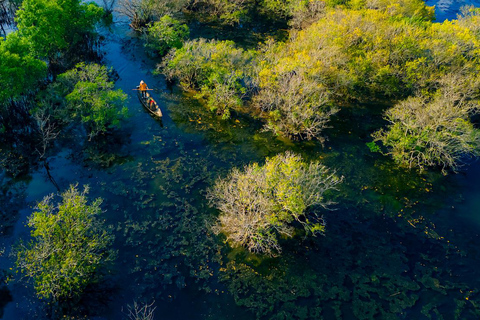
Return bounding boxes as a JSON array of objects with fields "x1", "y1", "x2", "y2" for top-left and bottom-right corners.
[
  {"x1": 373, "y1": 86, "x2": 480, "y2": 172},
  {"x1": 15, "y1": 0, "x2": 103, "y2": 60},
  {"x1": 0, "y1": 32, "x2": 46, "y2": 104},
  {"x1": 144, "y1": 15, "x2": 189, "y2": 56},
  {"x1": 16, "y1": 185, "x2": 115, "y2": 302},
  {"x1": 208, "y1": 152, "x2": 342, "y2": 255},
  {"x1": 161, "y1": 39, "x2": 256, "y2": 118},
  {"x1": 0, "y1": 0, "x2": 105, "y2": 105},
  {"x1": 51, "y1": 63, "x2": 129, "y2": 139},
  {"x1": 160, "y1": 2, "x2": 480, "y2": 171}
]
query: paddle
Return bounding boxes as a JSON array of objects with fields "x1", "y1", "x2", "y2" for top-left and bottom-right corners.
[{"x1": 132, "y1": 88, "x2": 154, "y2": 90}]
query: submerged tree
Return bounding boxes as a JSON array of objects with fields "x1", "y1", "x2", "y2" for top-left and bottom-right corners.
[
  {"x1": 161, "y1": 39, "x2": 255, "y2": 118},
  {"x1": 0, "y1": 32, "x2": 47, "y2": 104},
  {"x1": 208, "y1": 152, "x2": 342, "y2": 256},
  {"x1": 16, "y1": 185, "x2": 115, "y2": 303},
  {"x1": 53, "y1": 63, "x2": 129, "y2": 140},
  {"x1": 143, "y1": 15, "x2": 189, "y2": 56},
  {"x1": 372, "y1": 81, "x2": 480, "y2": 173},
  {"x1": 15, "y1": 0, "x2": 103, "y2": 62},
  {"x1": 118, "y1": 0, "x2": 188, "y2": 30}
]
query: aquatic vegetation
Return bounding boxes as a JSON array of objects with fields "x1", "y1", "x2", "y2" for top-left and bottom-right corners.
[
  {"x1": 3, "y1": 0, "x2": 480, "y2": 319},
  {"x1": 218, "y1": 208, "x2": 480, "y2": 319},
  {"x1": 15, "y1": 185, "x2": 115, "y2": 303},
  {"x1": 208, "y1": 152, "x2": 342, "y2": 256}
]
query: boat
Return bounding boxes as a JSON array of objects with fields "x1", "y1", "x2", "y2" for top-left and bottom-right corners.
[{"x1": 136, "y1": 87, "x2": 163, "y2": 118}]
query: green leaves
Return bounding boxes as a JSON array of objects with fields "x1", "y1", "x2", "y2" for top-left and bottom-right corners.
[
  {"x1": 209, "y1": 152, "x2": 342, "y2": 256},
  {"x1": 16, "y1": 0, "x2": 103, "y2": 59},
  {"x1": 57, "y1": 63, "x2": 129, "y2": 139},
  {"x1": 144, "y1": 15, "x2": 189, "y2": 56},
  {"x1": 161, "y1": 39, "x2": 255, "y2": 118},
  {"x1": 0, "y1": 32, "x2": 47, "y2": 104},
  {"x1": 16, "y1": 185, "x2": 115, "y2": 302}
]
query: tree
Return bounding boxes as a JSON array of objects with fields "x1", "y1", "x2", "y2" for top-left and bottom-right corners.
[
  {"x1": 161, "y1": 39, "x2": 255, "y2": 118},
  {"x1": 372, "y1": 81, "x2": 480, "y2": 173},
  {"x1": 143, "y1": 15, "x2": 189, "y2": 56},
  {"x1": 16, "y1": 185, "x2": 115, "y2": 303},
  {"x1": 15, "y1": 0, "x2": 103, "y2": 60},
  {"x1": 0, "y1": 32, "x2": 46, "y2": 104},
  {"x1": 253, "y1": 64, "x2": 337, "y2": 141},
  {"x1": 208, "y1": 152, "x2": 342, "y2": 256},
  {"x1": 55, "y1": 63, "x2": 129, "y2": 140}
]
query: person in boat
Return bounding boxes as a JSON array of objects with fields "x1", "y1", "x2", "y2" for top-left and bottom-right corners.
[
  {"x1": 147, "y1": 97, "x2": 157, "y2": 110},
  {"x1": 139, "y1": 80, "x2": 148, "y2": 98}
]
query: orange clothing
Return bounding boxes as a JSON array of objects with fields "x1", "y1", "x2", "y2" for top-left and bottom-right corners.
[{"x1": 139, "y1": 83, "x2": 148, "y2": 91}]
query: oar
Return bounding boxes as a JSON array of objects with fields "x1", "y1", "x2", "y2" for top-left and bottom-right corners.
[{"x1": 132, "y1": 88, "x2": 154, "y2": 90}]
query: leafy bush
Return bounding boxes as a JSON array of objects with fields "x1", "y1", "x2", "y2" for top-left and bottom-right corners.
[
  {"x1": 161, "y1": 39, "x2": 255, "y2": 117},
  {"x1": 372, "y1": 81, "x2": 480, "y2": 172},
  {"x1": 16, "y1": 185, "x2": 115, "y2": 302},
  {"x1": 0, "y1": 32, "x2": 46, "y2": 104},
  {"x1": 208, "y1": 152, "x2": 342, "y2": 256},
  {"x1": 55, "y1": 63, "x2": 129, "y2": 139},
  {"x1": 144, "y1": 15, "x2": 189, "y2": 56},
  {"x1": 16, "y1": 0, "x2": 103, "y2": 60}
]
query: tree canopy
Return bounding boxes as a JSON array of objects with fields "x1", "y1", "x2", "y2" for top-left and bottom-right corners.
[
  {"x1": 15, "y1": 0, "x2": 103, "y2": 59},
  {"x1": 208, "y1": 152, "x2": 342, "y2": 255},
  {"x1": 0, "y1": 32, "x2": 46, "y2": 104},
  {"x1": 16, "y1": 185, "x2": 115, "y2": 302}
]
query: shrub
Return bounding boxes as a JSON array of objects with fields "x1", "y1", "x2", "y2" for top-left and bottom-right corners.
[
  {"x1": 372, "y1": 81, "x2": 480, "y2": 172},
  {"x1": 208, "y1": 152, "x2": 342, "y2": 256},
  {"x1": 55, "y1": 63, "x2": 129, "y2": 139},
  {"x1": 0, "y1": 32, "x2": 47, "y2": 104},
  {"x1": 161, "y1": 39, "x2": 255, "y2": 117},
  {"x1": 16, "y1": 0, "x2": 103, "y2": 60},
  {"x1": 253, "y1": 64, "x2": 337, "y2": 141},
  {"x1": 144, "y1": 15, "x2": 189, "y2": 56},
  {"x1": 16, "y1": 185, "x2": 115, "y2": 302}
]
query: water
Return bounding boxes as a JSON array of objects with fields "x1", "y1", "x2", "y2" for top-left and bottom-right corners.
[
  {"x1": 426, "y1": 0, "x2": 480, "y2": 21},
  {"x1": 1, "y1": 1, "x2": 480, "y2": 319}
]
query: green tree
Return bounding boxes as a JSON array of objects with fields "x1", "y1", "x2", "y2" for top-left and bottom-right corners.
[
  {"x1": 16, "y1": 185, "x2": 115, "y2": 302},
  {"x1": 372, "y1": 82, "x2": 480, "y2": 173},
  {"x1": 15, "y1": 0, "x2": 103, "y2": 60},
  {"x1": 55, "y1": 63, "x2": 129, "y2": 139},
  {"x1": 208, "y1": 152, "x2": 342, "y2": 256},
  {"x1": 0, "y1": 32, "x2": 46, "y2": 104},
  {"x1": 161, "y1": 39, "x2": 255, "y2": 118},
  {"x1": 144, "y1": 15, "x2": 189, "y2": 56}
]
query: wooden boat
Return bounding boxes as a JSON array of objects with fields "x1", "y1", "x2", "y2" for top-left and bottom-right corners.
[{"x1": 136, "y1": 87, "x2": 163, "y2": 118}]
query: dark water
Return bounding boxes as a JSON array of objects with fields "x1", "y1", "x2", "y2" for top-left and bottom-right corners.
[{"x1": 1, "y1": 1, "x2": 480, "y2": 319}]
